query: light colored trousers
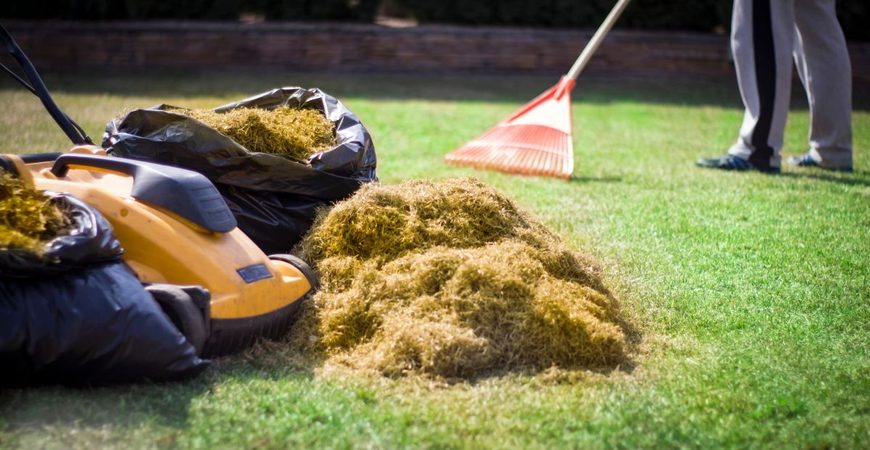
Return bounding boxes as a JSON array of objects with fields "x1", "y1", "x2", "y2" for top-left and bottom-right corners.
[{"x1": 728, "y1": 0, "x2": 853, "y2": 170}]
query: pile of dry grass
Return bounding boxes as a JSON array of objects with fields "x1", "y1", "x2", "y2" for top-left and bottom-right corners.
[
  {"x1": 0, "y1": 174, "x2": 71, "y2": 255},
  {"x1": 172, "y1": 106, "x2": 335, "y2": 161},
  {"x1": 292, "y1": 178, "x2": 628, "y2": 378}
]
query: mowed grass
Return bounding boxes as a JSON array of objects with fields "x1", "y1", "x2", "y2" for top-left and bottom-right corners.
[{"x1": 0, "y1": 71, "x2": 868, "y2": 449}]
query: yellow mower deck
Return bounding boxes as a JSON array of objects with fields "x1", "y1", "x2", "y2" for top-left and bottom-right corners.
[{"x1": 2, "y1": 146, "x2": 314, "y2": 357}]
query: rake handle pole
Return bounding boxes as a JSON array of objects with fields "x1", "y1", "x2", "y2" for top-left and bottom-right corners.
[{"x1": 565, "y1": 0, "x2": 632, "y2": 82}]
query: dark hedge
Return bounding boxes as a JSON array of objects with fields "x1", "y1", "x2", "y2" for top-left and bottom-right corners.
[
  {"x1": 396, "y1": 0, "x2": 866, "y2": 40},
  {"x1": 0, "y1": 0, "x2": 379, "y2": 21},
  {"x1": 0, "y1": 0, "x2": 866, "y2": 40}
]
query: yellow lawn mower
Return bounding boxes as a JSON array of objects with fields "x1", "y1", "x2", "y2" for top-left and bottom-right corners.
[
  {"x1": 0, "y1": 24, "x2": 343, "y2": 360},
  {"x1": 1, "y1": 149, "x2": 316, "y2": 357}
]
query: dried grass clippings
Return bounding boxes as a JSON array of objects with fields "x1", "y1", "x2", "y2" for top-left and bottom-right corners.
[
  {"x1": 0, "y1": 173, "x2": 71, "y2": 255},
  {"x1": 292, "y1": 178, "x2": 628, "y2": 379},
  {"x1": 172, "y1": 106, "x2": 335, "y2": 162}
]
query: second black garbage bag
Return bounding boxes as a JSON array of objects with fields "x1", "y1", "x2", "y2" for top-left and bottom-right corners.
[
  {"x1": 103, "y1": 87, "x2": 377, "y2": 254},
  {"x1": 0, "y1": 191, "x2": 208, "y2": 385}
]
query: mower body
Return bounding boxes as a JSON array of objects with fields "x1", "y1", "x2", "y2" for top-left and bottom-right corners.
[{"x1": 1, "y1": 146, "x2": 314, "y2": 356}]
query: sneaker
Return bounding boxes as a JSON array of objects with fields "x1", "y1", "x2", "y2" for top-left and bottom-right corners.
[
  {"x1": 696, "y1": 155, "x2": 780, "y2": 173},
  {"x1": 787, "y1": 153, "x2": 852, "y2": 172}
]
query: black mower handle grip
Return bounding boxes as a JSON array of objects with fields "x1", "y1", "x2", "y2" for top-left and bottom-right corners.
[
  {"x1": 0, "y1": 152, "x2": 63, "y2": 175},
  {"x1": 19, "y1": 152, "x2": 63, "y2": 164},
  {"x1": 52, "y1": 153, "x2": 139, "y2": 178}
]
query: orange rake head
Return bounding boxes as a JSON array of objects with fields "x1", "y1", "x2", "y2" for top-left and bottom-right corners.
[
  {"x1": 445, "y1": 77, "x2": 575, "y2": 180},
  {"x1": 445, "y1": 0, "x2": 631, "y2": 180}
]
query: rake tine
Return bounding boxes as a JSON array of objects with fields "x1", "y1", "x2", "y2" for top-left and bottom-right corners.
[{"x1": 446, "y1": 124, "x2": 574, "y2": 178}]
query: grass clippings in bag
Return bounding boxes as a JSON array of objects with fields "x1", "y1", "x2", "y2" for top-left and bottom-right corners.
[
  {"x1": 174, "y1": 106, "x2": 335, "y2": 161},
  {"x1": 0, "y1": 173, "x2": 71, "y2": 255}
]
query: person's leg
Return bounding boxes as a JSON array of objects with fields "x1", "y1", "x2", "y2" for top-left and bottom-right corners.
[
  {"x1": 727, "y1": 0, "x2": 796, "y2": 171},
  {"x1": 789, "y1": 0, "x2": 853, "y2": 170}
]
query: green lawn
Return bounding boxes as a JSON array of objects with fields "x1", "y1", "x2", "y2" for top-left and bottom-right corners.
[{"x1": 1, "y1": 71, "x2": 868, "y2": 449}]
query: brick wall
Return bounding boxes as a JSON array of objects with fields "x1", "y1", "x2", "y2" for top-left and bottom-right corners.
[{"x1": 4, "y1": 21, "x2": 869, "y2": 83}]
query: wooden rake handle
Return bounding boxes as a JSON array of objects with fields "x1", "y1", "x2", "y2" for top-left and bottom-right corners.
[{"x1": 565, "y1": 0, "x2": 633, "y2": 82}]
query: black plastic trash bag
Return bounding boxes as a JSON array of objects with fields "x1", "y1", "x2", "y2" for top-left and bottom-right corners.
[
  {"x1": 0, "y1": 193, "x2": 122, "y2": 278},
  {"x1": 0, "y1": 193, "x2": 209, "y2": 385},
  {"x1": 103, "y1": 87, "x2": 377, "y2": 254}
]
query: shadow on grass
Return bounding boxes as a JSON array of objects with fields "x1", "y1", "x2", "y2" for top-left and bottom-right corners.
[
  {"x1": 0, "y1": 377, "x2": 209, "y2": 434},
  {"x1": 779, "y1": 169, "x2": 870, "y2": 188},
  {"x1": 570, "y1": 175, "x2": 624, "y2": 184},
  {"x1": 0, "y1": 349, "x2": 317, "y2": 439}
]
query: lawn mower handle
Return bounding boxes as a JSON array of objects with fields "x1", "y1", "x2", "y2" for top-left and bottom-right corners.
[
  {"x1": 51, "y1": 152, "x2": 156, "y2": 178},
  {"x1": 0, "y1": 23, "x2": 93, "y2": 146}
]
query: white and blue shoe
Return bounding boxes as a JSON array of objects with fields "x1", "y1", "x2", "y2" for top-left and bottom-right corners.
[
  {"x1": 787, "y1": 153, "x2": 852, "y2": 172},
  {"x1": 696, "y1": 155, "x2": 780, "y2": 174}
]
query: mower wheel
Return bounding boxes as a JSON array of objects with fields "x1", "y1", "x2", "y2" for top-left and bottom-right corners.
[
  {"x1": 269, "y1": 254, "x2": 319, "y2": 292},
  {"x1": 146, "y1": 284, "x2": 210, "y2": 355}
]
